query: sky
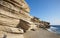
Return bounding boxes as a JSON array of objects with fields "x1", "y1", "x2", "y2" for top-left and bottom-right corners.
[{"x1": 25, "y1": 0, "x2": 60, "y2": 25}]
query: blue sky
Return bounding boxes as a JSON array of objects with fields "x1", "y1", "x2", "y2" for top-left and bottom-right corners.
[{"x1": 26, "y1": 0, "x2": 60, "y2": 25}]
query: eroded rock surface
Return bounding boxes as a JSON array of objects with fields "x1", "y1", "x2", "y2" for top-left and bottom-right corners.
[{"x1": 0, "y1": 0, "x2": 50, "y2": 38}]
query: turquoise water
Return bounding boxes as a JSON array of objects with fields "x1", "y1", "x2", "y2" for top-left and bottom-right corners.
[{"x1": 48, "y1": 25, "x2": 60, "y2": 34}]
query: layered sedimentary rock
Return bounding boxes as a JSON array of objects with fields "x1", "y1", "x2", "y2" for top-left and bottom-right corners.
[
  {"x1": 0, "y1": 0, "x2": 31, "y2": 30},
  {"x1": 0, "y1": 25, "x2": 24, "y2": 34},
  {"x1": 31, "y1": 17, "x2": 50, "y2": 29},
  {"x1": 39, "y1": 21, "x2": 50, "y2": 28},
  {"x1": 0, "y1": 0, "x2": 50, "y2": 38}
]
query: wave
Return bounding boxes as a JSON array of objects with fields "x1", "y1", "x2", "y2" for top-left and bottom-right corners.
[{"x1": 48, "y1": 25, "x2": 60, "y2": 34}]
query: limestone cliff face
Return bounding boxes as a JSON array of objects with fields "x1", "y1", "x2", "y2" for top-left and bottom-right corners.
[
  {"x1": 0, "y1": 0, "x2": 36, "y2": 34},
  {"x1": 0, "y1": 0, "x2": 31, "y2": 37},
  {"x1": 0, "y1": 0, "x2": 50, "y2": 38}
]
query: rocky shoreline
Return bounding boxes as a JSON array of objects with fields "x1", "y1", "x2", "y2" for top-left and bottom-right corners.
[{"x1": 0, "y1": 0, "x2": 51, "y2": 38}]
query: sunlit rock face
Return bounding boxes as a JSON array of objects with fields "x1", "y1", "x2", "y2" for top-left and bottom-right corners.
[
  {"x1": 31, "y1": 16, "x2": 50, "y2": 29},
  {"x1": 0, "y1": 0, "x2": 50, "y2": 38},
  {"x1": 0, "y1": 0, "x2": 31, "y2": 38},
  {"x1": 0, "y1": 0, "x2": 31, "y2": 32}
]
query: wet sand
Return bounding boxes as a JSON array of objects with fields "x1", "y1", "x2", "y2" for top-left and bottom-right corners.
[{"x1": 24, "y1": 29, "x2": 60, "y2": 38}]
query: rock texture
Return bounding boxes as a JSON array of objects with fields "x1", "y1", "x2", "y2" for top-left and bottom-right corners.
[
  {"x1": 0, "y1": 0, "x2": 50, "y2": 38},
  {"x1": 31, "y1": 17, "x2": 50, "y2": 29}
]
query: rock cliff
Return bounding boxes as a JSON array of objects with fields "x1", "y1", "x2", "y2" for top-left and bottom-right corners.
[{"x1": 0, "y1": 0, "x2": 50, "y2": 38}]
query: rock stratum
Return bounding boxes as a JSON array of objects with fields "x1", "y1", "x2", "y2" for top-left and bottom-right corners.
[{"x1": 0, "y1": 0, "x2": 50, "y2": 38}]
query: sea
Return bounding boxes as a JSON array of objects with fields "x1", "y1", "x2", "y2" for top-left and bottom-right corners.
[{"x1": 48, "y1": 25, "x2": 60, "y2": 34}]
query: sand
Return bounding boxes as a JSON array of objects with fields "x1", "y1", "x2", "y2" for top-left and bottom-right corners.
[
  {"x1": 0, "y1": 29, "x2": 60, "y2": 38},
  {"x1": 24, "y1": 29, "x2": 60, "y2": 38}
]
